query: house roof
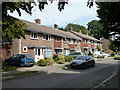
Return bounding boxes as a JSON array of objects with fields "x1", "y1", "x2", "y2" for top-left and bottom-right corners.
[
  {"x1": 20, "y1": 19, "x2": 82, "y2": 40},
  {"x1": 71, "y1": 31, "x2": 102, "y2": 42}
]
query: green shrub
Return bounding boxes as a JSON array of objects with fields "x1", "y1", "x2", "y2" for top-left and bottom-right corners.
[
  {"x1": 111, "y1": 52, "x2": 116, "y2": 56},
  {"x1": 53, "y1": 55, "x2": 59, "y2": 62},
  {"x1": 2, "y1": 62, "x2": 18, "y2": 72},
  {"x1": 58, "y1": 55, "x2": 65, "y2": 64},
  {"x1": 64, "y1": 56, "x2": 73, "y2": 62},
  {"x1": 37, "y1": 59, "x2": 47, "y2": 66},
  {"x1": 100, "y1": 56, "x2": 104, "y2": 58},
  {"x1": 46, "y1": 57, "x2": 54, "y2": 65}
]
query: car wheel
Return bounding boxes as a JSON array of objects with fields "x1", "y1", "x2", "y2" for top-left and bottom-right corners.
[
  {"x1": 29, "y1": 65, "x2": 34, "y2": 67},
  {"x1": 83, "y1": 63, "x2": 87, "y2": 69},
  {"x1": 92, "y1": 62, "x2": 95, "y2": 67}
]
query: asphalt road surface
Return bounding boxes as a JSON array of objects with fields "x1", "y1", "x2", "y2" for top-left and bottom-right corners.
[{"x1": 2, "y1": 59, "x2": 119, "y2": 88}]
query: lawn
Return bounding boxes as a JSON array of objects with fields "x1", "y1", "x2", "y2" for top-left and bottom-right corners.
[{"x1": 3, "y1": 71, "x2": 38, "y2": 77}]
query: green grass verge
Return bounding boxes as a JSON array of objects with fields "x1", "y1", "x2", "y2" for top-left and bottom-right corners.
[
  {"x1": 59, "y1": 64, "x2": 71, "y2": 68},
  {"x1": 96, "y1": 59, "x2": 103, "y2": 61},
  {"x1": 3, "y1": 71, "x2": 38, "y2": 77}
]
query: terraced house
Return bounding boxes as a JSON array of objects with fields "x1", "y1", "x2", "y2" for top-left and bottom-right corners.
[
  {"x1": 1, "y1": 19, "x2": 82, "y2": 62},
  {"x1": 69, "y1": 29, "x2": 102, "y2": 54}
]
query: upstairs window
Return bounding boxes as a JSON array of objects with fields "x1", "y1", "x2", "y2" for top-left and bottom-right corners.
[
  {"x1": 91, "y1": 41, "x2": 94, "y2": 45},
  {"x1": 30, "y1": 32, "x2": 38, "y2": 39},
  {"x1": 78, "y1": 40, "x2": 80, "y2": 44},
  {"x1": 43, "y1": 35, "x2": 51, "y2": 41},
  {"x1": 84, "y1": 40, "x2": 86, "y2": 44},
  {"x1": 69, "y1": 39, "x2": 73, "y2": 44},
  {"x1": 64, "y1": 38, "x2": 68, "y2": 43},
  {"x1": 95, "y1": 41, "x2": 97, "y2": 45},
  {"x1": 55, "y1": 37, "x2": 60, "y2": 42},
  {"x1": 88, "y1": 40, "x2": 90, "y2": 43}
]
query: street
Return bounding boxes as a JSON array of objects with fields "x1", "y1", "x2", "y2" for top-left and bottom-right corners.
[{"x1": 2, "y1": 58, "x2": 119, "y2": 88}]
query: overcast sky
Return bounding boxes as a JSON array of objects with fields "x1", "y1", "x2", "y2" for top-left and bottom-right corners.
[{"x1": 8, "y1": 0, "x2": 99, "y2": 28}]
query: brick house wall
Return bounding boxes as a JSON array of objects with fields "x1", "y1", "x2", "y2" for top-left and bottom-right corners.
[
  {"x1": 21, "y1": 31, "x2": 54, "y2": 59},
  {"x1": 54, "y1": 36, "x2": 62, "y2": 48},
  {"x1": 2, "y1": 44, "x2": 12, "y2": 61}
]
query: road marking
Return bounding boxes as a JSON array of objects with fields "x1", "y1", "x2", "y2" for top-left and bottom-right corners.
[{"x1": 93, "y1": 72, "x2": 117, "y2": 88}]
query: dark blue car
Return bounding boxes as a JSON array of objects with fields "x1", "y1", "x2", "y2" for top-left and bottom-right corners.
[{"x1": 5, "y1": 54, "x2": 34, "y2": 66}]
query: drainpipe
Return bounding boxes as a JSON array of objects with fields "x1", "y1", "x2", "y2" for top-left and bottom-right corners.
[{"x1": 19, "y1": 39, "x2": 21, "y2": 54}]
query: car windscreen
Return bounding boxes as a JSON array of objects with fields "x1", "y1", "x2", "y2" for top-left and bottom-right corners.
[
  {"x1": 75, "y1": 56, "x2": 87, "y2": 60},
  {"x1": 117, "y1": 53, "x2": 120, "y2": 56},
  {"x1": 11, "y1": 54, "x2": 18, "y2": 58},
  {"x1": 25, "y1": 55, "x2": 33, "y2": 59},
  {"x1": 69, "y1": 52, "x2": 75, "y2": 55}
]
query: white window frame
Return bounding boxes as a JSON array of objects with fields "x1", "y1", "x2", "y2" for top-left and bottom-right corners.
[
  {"x1": 43, "y1": 35, "x2": 51, "y2": 41},
  {"x1": 78, "y1": 40, "x2": 80, "y2": 44},
  {"x1": 95, "y1": 41, "x2": 97, "y2": 45},
  {"x1": 69, "y1": 39, "x2": 73, "y2": 44},
  {"x1": 84, "y1": 40, "x2": 86, "y2": 44},
  {"x1": 64, "y1": 38, "x2": 68, "y2": 43},
  {"x1": 30, "y1": 32, "x2": 38, "y2": 39},
  {"x1": 88, "y1": 40, "x2": 90, "y2": 43},
  {"x1": 91, "y1": 41, "x2": 94, "y2": 45},
  {"x1": 55, "y1": 37, "x2": 60, "y2": 42},
  {"x1": 23, "y1": 46, "x2": 27, "y2": 52}
]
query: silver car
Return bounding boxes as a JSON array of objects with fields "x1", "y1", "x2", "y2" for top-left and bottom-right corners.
[{"x1": 70, "y1": 55, "x2": 95, "y2": 69}]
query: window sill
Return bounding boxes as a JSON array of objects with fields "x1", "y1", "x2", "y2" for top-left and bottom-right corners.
[{"x1": 31, "y1": 38, "x2": 38, "y2": 40}]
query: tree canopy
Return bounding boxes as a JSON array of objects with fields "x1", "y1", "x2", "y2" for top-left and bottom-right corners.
[
  {"x1": 58, "y1": 23, "x2": 89, "y2": 35},
  {"x1": 87, "y1": 20, "x2": 103, "y2": 40},
  {"x1": 96, "y1": 2, "x2": 120, "y2": 42},
  {"x1": 1, "y1": 0, "x2": 95, "y2": 41}
]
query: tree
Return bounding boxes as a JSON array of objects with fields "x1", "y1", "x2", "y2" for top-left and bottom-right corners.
[
  {"x1": 2, "y1": 2, "x2": 35, "y2": 41},
  {"x1": 60, "y1": 23, "x2": 89, "y2": 34},
  {"x1": 2, "y1": 0, "x2": 69, "y2": 41},
  {"x1": 109, "y1": 41, "x2": 120, "y2": 52},
  {"x1": 87, "y1": 20, "x2": 103, "y2": 40},
  {"x1": 1, "y1": 0, "x2": 93, "y2": 41},
  {"x1": 96, "y1": 2, "x2": 120, "y2": 43}
]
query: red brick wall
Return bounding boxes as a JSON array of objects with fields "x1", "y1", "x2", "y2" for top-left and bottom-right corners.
[
  {"x1": 83, "y1": 39, "x2": 88, "y2": 47},
  {"x1": 54, "y1": 37, "x2": 62, "y2": 47},
  {"x1": 2, "y1": 44, "x2": 12, "y2": 61},
  {"x1": 21, "y1": 31, "x2": 54, "y2": 58},
  {"x1": 69, "y1": 40, "x2": 75, "y2": 48}
]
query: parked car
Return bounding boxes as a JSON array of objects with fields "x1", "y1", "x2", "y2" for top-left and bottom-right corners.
[
  {"x1": 68, "y1": 52, "x2": 83, "y2": 59},
  {"x1": 70, "y1": 55, "x2": 95, "y2": 69},
  {"x1": 114, "y1": 53, "x2": 120, "y2": 60},
  {"x1": 5, "y1": 54, "x2": 34, "y2": 66},
  {"x1": 93, "y1": 51, "x2": 109, "y2": 58}
]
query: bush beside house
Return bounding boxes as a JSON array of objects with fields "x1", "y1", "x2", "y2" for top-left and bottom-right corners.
[{"x1": 2, "y1": 62, "x2": 18, "y2": 72}]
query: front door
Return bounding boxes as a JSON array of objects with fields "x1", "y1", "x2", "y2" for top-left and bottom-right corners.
[{"x1": 35, "y1": 48, "x2": 44, "y2": 62}]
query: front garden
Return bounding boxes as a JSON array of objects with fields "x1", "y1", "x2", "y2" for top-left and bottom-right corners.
[{"x1": 37, "y1": 55, "x2": 73, "y2": 66}]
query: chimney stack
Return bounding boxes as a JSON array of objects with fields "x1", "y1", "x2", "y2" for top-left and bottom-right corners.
[
  {"x1": 68, "y1": 27, "x2": 72, "y2": 32},
  {"x1": 79, "y1": 30, "x2": 82, "y2": 33},
  {"x1": 54, "y1": 24, "x2": 58, "y2": 29},
  {"x1": 35, "y1": 18, "x2": 41, "y2": 24},
  {"x1": 86, "y1": 32, "x2": 88, "y2": 36}
]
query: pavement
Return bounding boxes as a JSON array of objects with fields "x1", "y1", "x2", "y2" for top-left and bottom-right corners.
[{"x1": 2, "y1": 57, "x2": 120, "y2": 88}]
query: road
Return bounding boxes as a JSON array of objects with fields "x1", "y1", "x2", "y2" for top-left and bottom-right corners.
[{"x1": 2, "y1": 59, "x2": 119, "y2": 88}]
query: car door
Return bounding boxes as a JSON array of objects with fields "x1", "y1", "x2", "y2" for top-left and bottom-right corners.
[
  {"x1": 10, "y1": 54, "x2": 18, "y2": 65},
  {"x1": 86, "y1": 57, "x2": 91, "y2": 66}
]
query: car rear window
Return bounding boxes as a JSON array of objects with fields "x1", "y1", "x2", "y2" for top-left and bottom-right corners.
[
  {"x1": 11, "y1": 54, "x2": 18, "y2": 58},
  {"x1": 17, "y1": 55, "x2": 24, "y2": 58},
  {"x1": 117, "y1": 53, "x2": 120, "y2": 55},
  {"x1": 25, "y1": 55, "x2": 33, "y2": 59},
  {"x1": 75, "y1": 56, "x2": 87, "y2": 60}
]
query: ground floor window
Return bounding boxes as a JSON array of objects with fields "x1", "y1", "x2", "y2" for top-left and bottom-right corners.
[
  {"x1": 54, "y1": 49, "x2": 62, "y2": 55},
  {"x1": 84, "y1": 48, "x2": 88, "y2": 53}
]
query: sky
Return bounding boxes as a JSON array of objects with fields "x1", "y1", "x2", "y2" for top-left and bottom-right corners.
[{"x1": 8, "y1": 0, "x2": 100, "y2": 28}]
